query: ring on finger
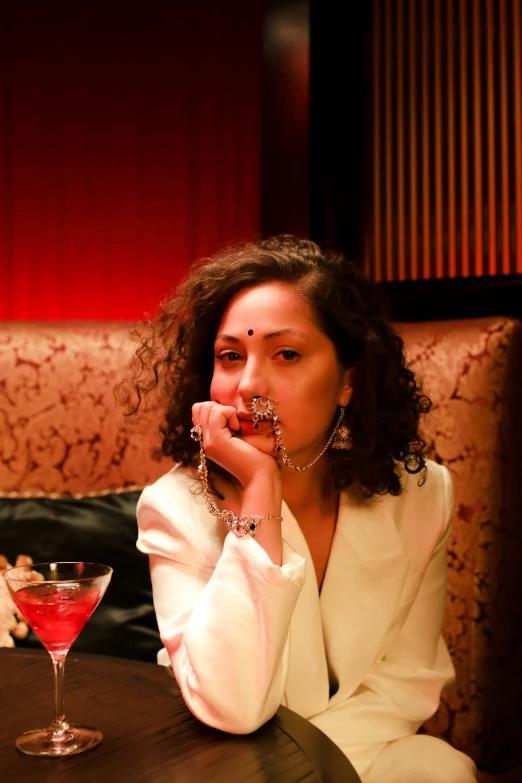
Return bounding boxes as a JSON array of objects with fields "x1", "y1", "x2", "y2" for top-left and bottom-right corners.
[{"x1": 190, "y1": 425, "x2": 202, "y2": 442}]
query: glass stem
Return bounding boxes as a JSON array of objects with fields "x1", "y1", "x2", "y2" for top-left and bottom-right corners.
[{"x1": 49, "y1": 652, "x2": 69, "y2": 733}]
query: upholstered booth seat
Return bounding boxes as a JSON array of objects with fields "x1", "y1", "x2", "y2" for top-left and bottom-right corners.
[
  {"x1": 0, "y1": 322, "x2": 170, "y2": 661},
  {"x1": 395, "y1": 318, "x2": 522, "y2": 776},
  {"x1": 1, "y1": 318, "x2": 521, "y2": 775}
]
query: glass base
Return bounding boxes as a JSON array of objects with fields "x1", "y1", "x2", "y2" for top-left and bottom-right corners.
[{"x1": 15, "y1": 725, "x2": 103, "y2": 757}]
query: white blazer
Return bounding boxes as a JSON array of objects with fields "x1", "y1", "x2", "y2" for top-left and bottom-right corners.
[{"x1": 137, "y1": 460, "x2": 455, "y2": 778}]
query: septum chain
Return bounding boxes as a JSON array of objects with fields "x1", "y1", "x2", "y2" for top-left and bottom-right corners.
[{"x1": 250, "y1": 396, "x2": 345, "y2": 473}]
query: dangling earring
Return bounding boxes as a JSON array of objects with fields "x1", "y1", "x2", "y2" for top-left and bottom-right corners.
[{"x1": 332, "y1": 422, "x2": 352, "y2": 450}]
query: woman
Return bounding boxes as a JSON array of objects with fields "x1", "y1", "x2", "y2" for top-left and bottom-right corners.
[{"x1": 129, "y1": 235, "x2": 477, "y2": 782}]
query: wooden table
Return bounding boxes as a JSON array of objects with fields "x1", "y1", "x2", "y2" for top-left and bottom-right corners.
[{"x1": 0, "y1": 648, "x2": 361, "y2": 783}]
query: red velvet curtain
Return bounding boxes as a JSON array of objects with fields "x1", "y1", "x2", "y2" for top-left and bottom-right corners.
[{"x1": 0, "y1": 1, "x2": 261, "y2": 320}]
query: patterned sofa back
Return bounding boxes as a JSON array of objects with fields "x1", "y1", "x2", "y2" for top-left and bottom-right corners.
[
  {"x1": 0, "y1": 321, "x2": 170, "y2": 496},
  {"x1": 395, "y1": 316, "x2": 522, "y2": 773},
  {"x1": 1, "y1": 317, "x2": 521, "y2": 770}
]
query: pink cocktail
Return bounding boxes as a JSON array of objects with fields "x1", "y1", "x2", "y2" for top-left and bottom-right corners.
[
  {"x1": 4, "y1": 561, "x2": 112, "y2": 757},
  {"x1": 13, "y1": 582, "x2": 102, "y2": 655}
]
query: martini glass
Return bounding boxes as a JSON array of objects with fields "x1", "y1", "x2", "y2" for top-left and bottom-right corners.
[{"x1": 4, "y1": 561, "x2": 112, "y2": 757}]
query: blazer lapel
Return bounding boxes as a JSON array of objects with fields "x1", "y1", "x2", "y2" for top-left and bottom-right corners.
[
  {"x1": 320, "y1": 488, "x2": 411, "y2": 703},
  {"x1": 281, "y1": 502, "x2": 330, "y2": 719}
]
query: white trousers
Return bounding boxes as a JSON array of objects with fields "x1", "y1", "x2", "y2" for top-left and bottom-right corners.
[{"x1": 364, "y1": 735, "x2": 477, "y2": 783}]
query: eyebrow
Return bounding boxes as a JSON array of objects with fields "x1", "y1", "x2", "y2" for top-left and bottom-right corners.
[{"x1": 215, "y1": 328, "x2": 311, "y2": 343}]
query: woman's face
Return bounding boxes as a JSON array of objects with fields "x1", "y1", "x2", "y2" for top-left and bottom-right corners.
[{"x1": 210, "y1": 282, "x2": 352, "y2": 462}]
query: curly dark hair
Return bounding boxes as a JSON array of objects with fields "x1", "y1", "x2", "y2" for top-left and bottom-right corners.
[{"x1": 119, "y1": 235, "x2": 431, "y2": 497}]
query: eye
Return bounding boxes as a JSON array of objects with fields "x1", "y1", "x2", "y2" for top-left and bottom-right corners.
[
  {"x1": 276, "y1": 349, "x2": 301, "y2": 362},
  {"x1": 215, "y1": 351, "x2": 243, "y2": 364}
]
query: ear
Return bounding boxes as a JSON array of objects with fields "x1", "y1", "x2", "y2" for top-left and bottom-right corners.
[{"x1": 338, "y1": 369, "x2": 353, "y2": 408}]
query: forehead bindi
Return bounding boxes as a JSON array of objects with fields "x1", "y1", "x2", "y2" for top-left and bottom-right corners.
[{"x1": 218, "y1": 283, "x2": 317, "y2": 336}]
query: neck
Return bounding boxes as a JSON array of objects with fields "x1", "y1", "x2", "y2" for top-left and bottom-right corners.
[{"x1": 280, "y1": 458, "x2": 335, "y2": 513}]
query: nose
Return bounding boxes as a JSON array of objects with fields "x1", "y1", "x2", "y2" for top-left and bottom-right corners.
[{"x1": 237, "y1": 356, "x2": 269, "y2": 406}]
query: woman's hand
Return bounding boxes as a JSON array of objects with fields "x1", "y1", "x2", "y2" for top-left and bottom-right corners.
[
  {"x1": 192, "y1": 401, "x2": 280, "y2": 489},
  {"x1": 0, "y1": 554, "x2": 33, "y2": 647},
  {"x1": 192, "y1": 401, "x2": 283, "y2": 564}
]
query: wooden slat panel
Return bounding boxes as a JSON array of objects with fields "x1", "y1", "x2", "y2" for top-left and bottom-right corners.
[
  {"x1": 384, "y1": 0, "x2": 394, "y2": 280},
  {"x1": 367, "y1": 0, "x2": 520, "y2": 281},
  {"x1": 499, "y1": 0, "x2": 510, "y2": 275},
  {"x1": 460, "y1": 0, "x2": 470, "y2": 277},
  {"x1": 372, "y1": 0, "x2": 382, "y2": 281},
  {"x1": 514, "y1": 0, "x2": 522, "y2": 274},
  {"x1": 421, "y1": 0, "x2": 431, "y2": 279},
  {"x1": 486, "y1": 0, "x2": 497, "y2": 275},
  {"x1": 409, "y1": 0, "x2": 419, "y2": 280},
  {"x1": 397, "y1": 0, "x2": 406, "y2": 281},
  {"x1": 472, "y1": 0, "x2": 484, "y2": 276},
  {"x1": 373, "y1": 0, "x2": 383, "y2": 281},
  {"x1": 434, "y1": 0, "x2": 444, "y2": 278},
  {"x1": 447, "y1": 0, "x2": 457, "y2": 278}
]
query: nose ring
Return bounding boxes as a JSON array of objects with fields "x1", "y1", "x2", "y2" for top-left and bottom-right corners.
[{"x1": 250, "y1": 396, "x2": 278, "y2": 429}]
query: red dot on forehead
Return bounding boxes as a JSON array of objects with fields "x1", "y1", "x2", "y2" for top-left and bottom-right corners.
[{"x1": 247, "y1": 329, "x2": 254, "y2": 336}]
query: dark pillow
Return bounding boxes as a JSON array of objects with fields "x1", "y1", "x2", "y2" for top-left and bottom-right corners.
[{"x1": 0, "y1": 491, "x2": 161, "y2": 662}]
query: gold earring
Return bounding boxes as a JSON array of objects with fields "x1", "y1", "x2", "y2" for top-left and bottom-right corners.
[{"x1": 332, "y1": 423, "x2": 352, "y2": 450}]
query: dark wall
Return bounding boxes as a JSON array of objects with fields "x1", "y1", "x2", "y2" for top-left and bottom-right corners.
[
  {"x1": 262, "y1": 0, "x2": 310, "y2": 238},
  {"x1": 309, "y1": 0, "x2": 372, "y2": 260},
  {"x1": 261, "y1": 0, "x2": 372, "y2": 257}
]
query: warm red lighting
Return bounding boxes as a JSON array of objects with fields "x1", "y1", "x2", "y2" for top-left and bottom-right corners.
[{"x1": 0, "y1": 1, "x2": 262, "y2": 320}]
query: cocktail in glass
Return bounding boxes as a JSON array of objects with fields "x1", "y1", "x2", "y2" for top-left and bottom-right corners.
[{"x1": 3, "y1": 561, "x2": 112, "y2": 757}]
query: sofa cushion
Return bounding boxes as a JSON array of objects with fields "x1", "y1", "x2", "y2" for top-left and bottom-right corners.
[{"x1": 0, "y1": 490, "x2": 160, "y2": 662}]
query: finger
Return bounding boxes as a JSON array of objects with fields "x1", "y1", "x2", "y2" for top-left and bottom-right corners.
[
  {"x1": 15, "y1": 554, "x2": 33, "y2": 567},
  {"x1": 12, "y1": 620, "x2": 29, "y2": 640},
  {"x1": 197, "y1": 402, "x2": 213, "y2": 439},
  {"x1": 193, "y1": 402, "x2": 240, "y2": 446},
  {"x1": 208, "y1": 404, "x2": 240, "y2": 434},
  {"x1": 7, "y1": 611, "x2": 18, "y2": 633},
  {"x1": 197, "y1": 402, "x2": 228, "y2": 434},
  {"x1": 192, "y1": 401, "x2": 203, "y2": 426},
  {"x1": 0, "y1": 555, "x2": 9, "y2": 571},
  {"x1": 223, "y1": 407, "x2": 240, "y2": 432},
  {"x1": 192, "y1": 401, "x2": 219, "y2": 433}
]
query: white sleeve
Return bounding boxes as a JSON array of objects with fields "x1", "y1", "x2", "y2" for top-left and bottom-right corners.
[{"x1": 136, "y1": 481, "x2": 306, "y2": 734}]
